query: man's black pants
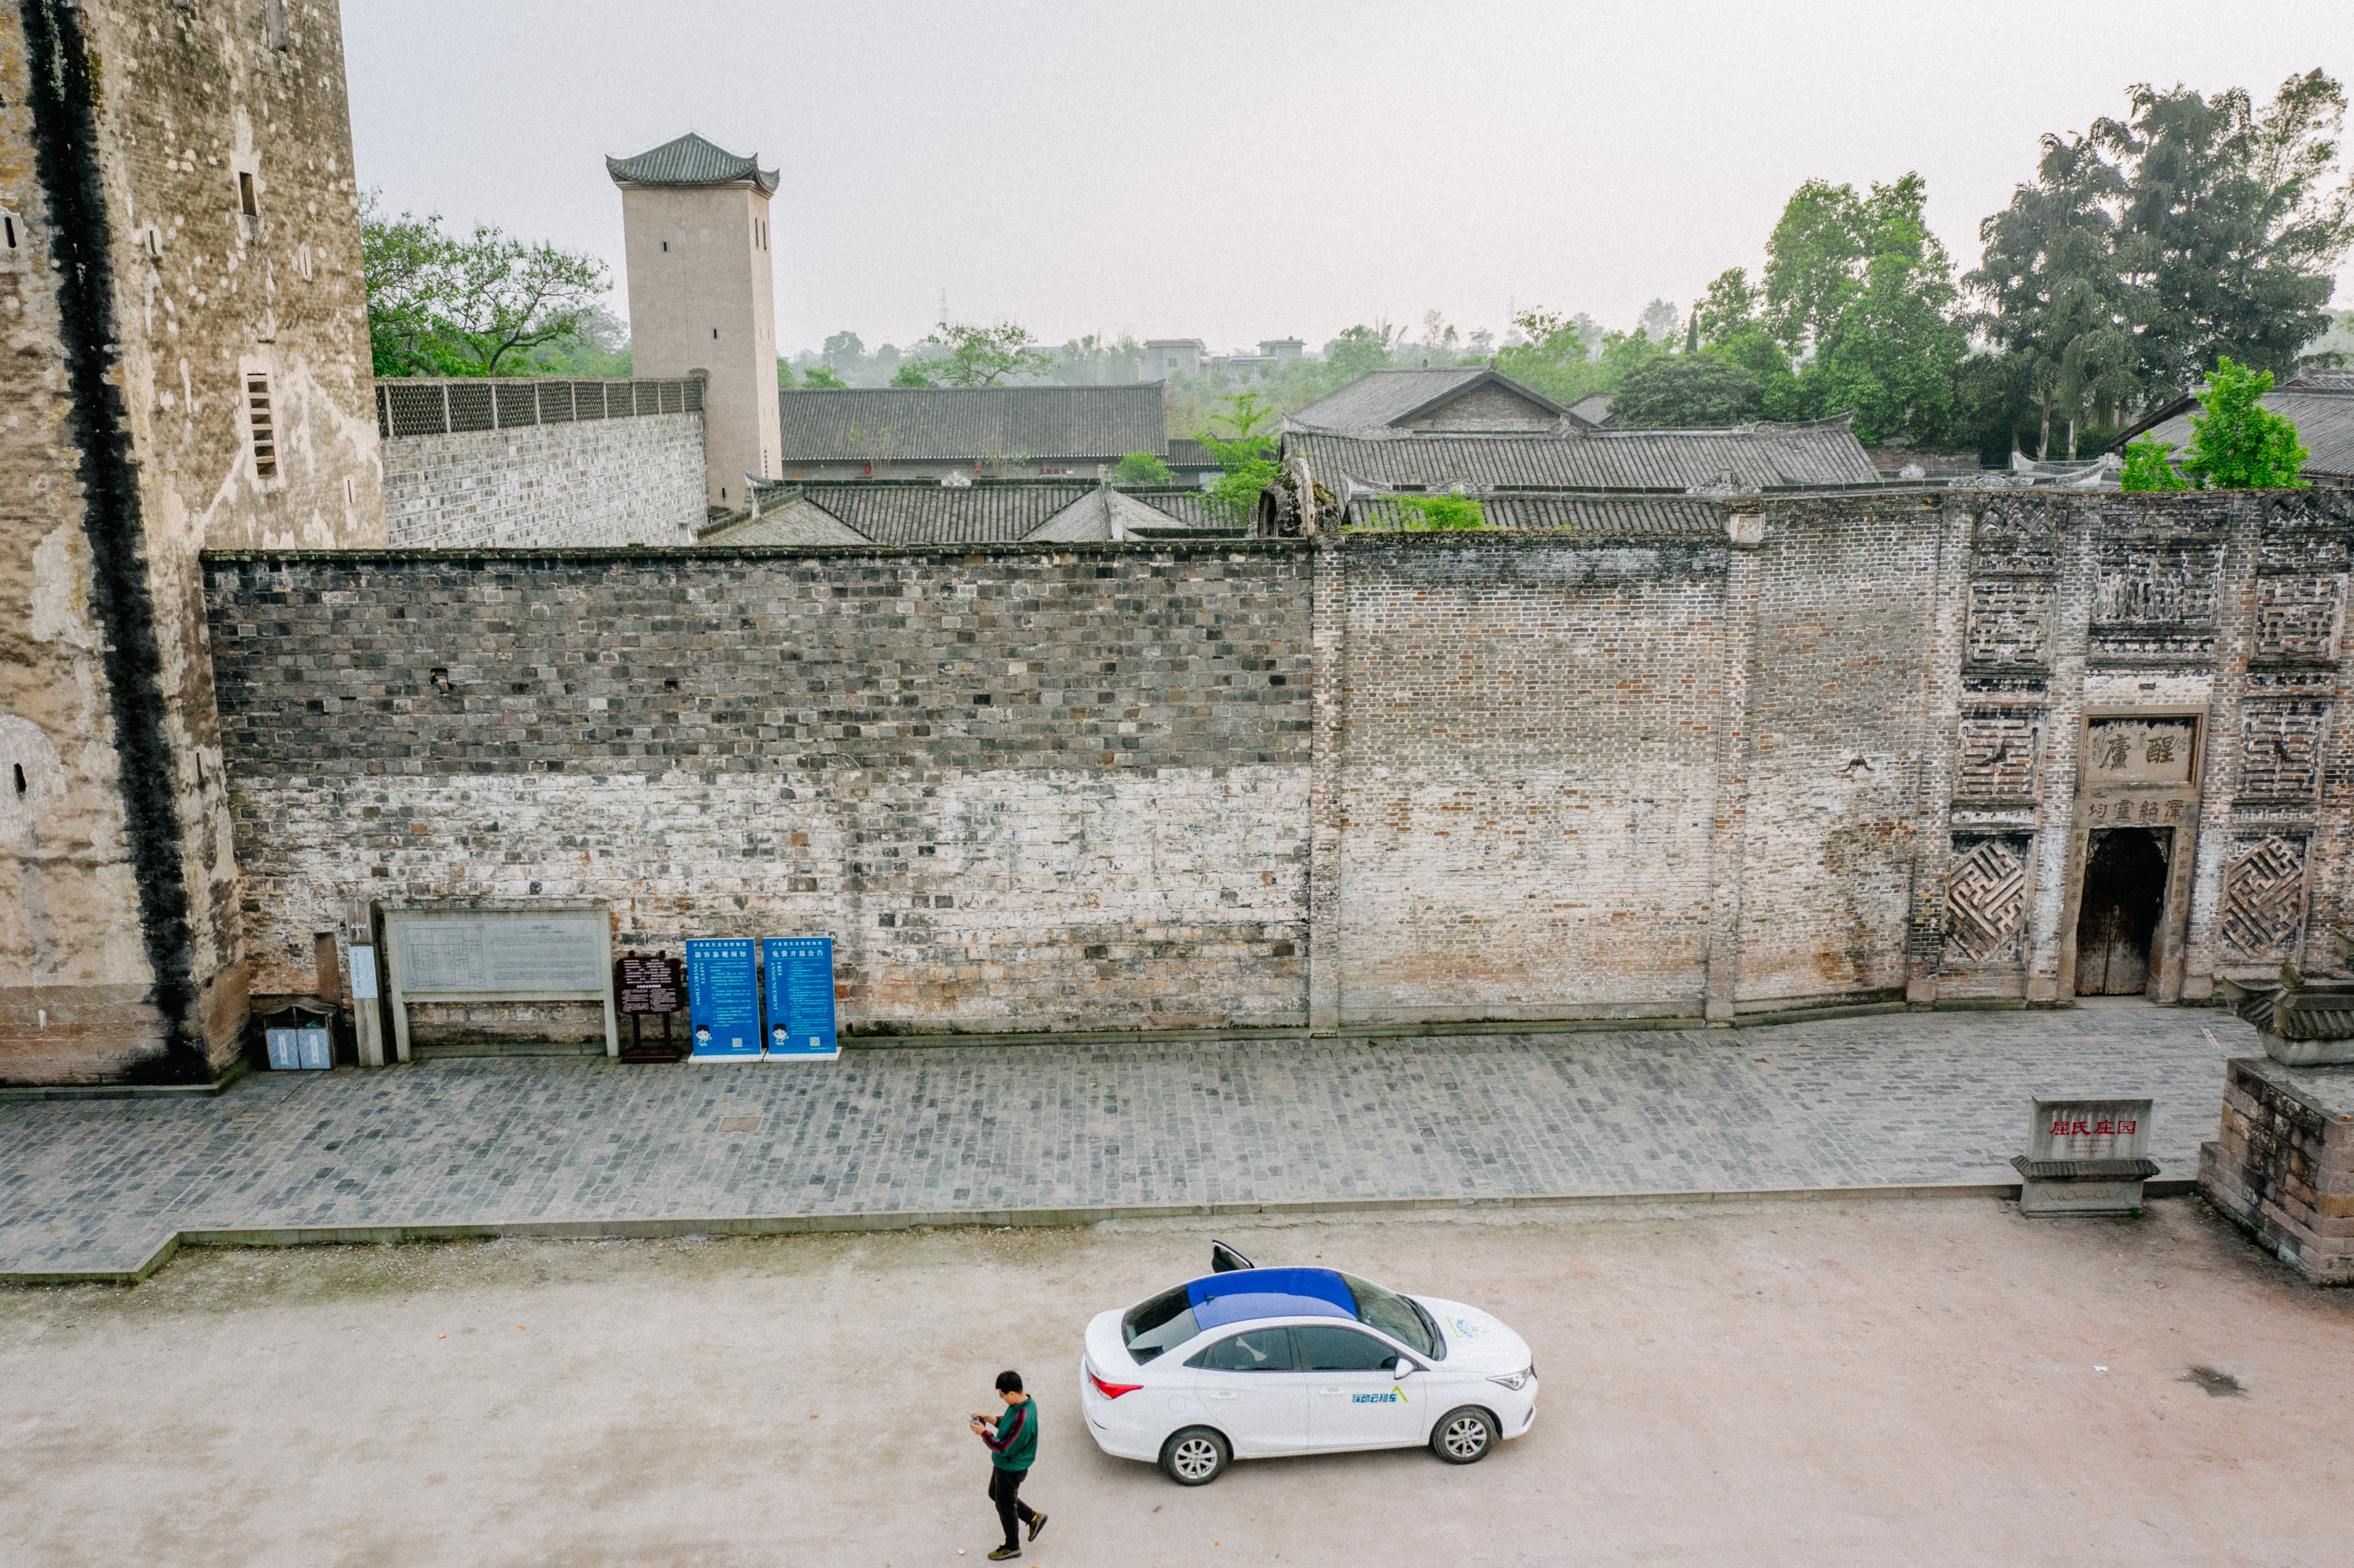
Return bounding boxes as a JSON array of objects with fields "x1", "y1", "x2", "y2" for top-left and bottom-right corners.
[{"x1": 988, "y1": 1467, "x2": 1037, "y2": 1548}]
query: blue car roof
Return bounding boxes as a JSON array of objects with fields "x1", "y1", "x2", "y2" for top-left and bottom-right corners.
[{"x1": 1185, "y1": 1268, "x2": 1357, "y2": 1331}]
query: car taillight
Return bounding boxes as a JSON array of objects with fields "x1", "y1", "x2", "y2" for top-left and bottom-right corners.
[{"x1": 1088, "y1": 1367, "x2": 1141, "y2": 1400}]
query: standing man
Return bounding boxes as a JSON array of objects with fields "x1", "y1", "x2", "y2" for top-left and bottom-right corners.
[{"x1": 970, "y1": 1369, "x2": 1046, "y2": 1559}]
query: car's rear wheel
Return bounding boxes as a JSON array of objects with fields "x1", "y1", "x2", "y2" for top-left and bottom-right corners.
[
  {"x1": 1159, "y1": 1426, "x2": 1230, "y2": 1486},
  {"x1": 1431, "y1": 1406, "x2": 1498, "y2": 1464}
]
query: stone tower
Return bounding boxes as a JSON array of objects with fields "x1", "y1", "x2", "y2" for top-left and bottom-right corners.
[
  {"x1": 0, "y1": 0, "x2": 385, "y2": 1086},
  {"x1": 607, "y1": 134, "x2": 781, "y2": 510}
]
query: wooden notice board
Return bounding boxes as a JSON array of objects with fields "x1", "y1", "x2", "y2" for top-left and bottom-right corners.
[{"x1": 381, "y1": 903, "x2": 618, "y2": 1061}]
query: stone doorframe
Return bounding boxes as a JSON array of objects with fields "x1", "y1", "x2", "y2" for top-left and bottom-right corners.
[{"x1": 2051, "y1": 707, "x2": 2207, "y2": 1004}]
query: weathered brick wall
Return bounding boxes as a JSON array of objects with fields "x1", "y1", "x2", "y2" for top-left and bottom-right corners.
[
  {"x1": 1731, "y1": 497, "x2": 1944, "y2": 1008},
  {"x1": 203, "y1": 542, "x2": 1313, "y2": 1040},
  {"x1": 1328, "y1": 535, "x2": 1729, "y2": 1024},
  {"x1": 382, "y1": 412, "x2": 705, "y2": 548},
  {"x1": 0, "y1": 0, "x2": 381, "y2": 1085}
]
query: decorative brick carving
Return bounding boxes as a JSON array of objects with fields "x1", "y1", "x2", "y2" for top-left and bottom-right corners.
[
  {"x1": 2254, "y1": 576, "x2": 2342, "y2": 662},
  {"x1": 2257, "y1": 530, "x2": 2350, "y2": 573},
  {"x1": 2094, "y1": 544, "x2": 2221, "y2": 626},
  {"x1": 1954, "y1": 715, "x2": 2041, "y2": 802},
  {"x1": 1944, "y1": 837, "x2": 2030, "y2": 965},
  {"x1": 2222, "y1": 835, "x2": 2309, "y2": 959},
  {"x1": 1972, "y1": 501, "x2": 2060, "y2": 574},
  {"x1": 1966, "y1": 579, "x2": 2056, "y2": 668},
  {"x1": 2237, "y1": 705, "x2": 2329, "y2": 802}
]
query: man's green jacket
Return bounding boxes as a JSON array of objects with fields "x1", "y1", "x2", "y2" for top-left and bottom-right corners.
[{"x1": 981, "y1": 1397, "x2": 1037, "y2": 1471}]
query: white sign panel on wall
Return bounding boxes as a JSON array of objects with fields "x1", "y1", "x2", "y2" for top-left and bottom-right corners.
[{"x1": 381, "y1": 903, "x2": 618, "y2": 1061}]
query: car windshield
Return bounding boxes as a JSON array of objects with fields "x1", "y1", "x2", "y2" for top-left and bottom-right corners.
[
  {"x1": 1122, "y1": 1284, "x2": 1201, "y2": 1365},
  {"x1": 1339, "y1": 1272, "x2": 1440, "y2": 1358}
]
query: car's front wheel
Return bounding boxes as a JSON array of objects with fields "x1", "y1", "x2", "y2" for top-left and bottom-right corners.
[
  {"x1": 1159, "y1": 1426, "x2": 1230, "y2": 1486},
  {"x1": 1430, "y1": 1406, "x2": 1499, "y2": 1464}
]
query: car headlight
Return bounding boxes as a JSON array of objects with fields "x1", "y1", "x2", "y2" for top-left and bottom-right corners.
[{"x1": 1487, "y1": 1366, "x2": 1534, "y2": 1391}]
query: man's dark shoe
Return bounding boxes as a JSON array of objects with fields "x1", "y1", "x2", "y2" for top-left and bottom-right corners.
[
  {"x1": 987, "y1": 1548, "x2": 1021, "y2": 1562},
  {"x1": 1029, "y1": 1512, "x2": 1049, "y2": 1543}
]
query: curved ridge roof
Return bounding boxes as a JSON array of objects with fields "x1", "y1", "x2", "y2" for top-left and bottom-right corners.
[{"x1": 606, "y1": 132, "x2": 779, "y2": 194}]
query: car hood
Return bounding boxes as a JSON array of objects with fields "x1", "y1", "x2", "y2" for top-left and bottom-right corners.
[{"x1": 1413, "y1": 1295, "x2": 1531, "y2": 1375}]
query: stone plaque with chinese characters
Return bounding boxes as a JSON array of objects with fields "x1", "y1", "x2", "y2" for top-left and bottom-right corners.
[
  {"x1": 2027, "y1": 1096, "x2": 2152, "y2": 1162},
  {"x1": 2083, "y1": 717, "x2": 2196, "y2": 787}
]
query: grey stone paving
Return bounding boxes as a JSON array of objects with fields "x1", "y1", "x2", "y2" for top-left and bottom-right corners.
[{"x1": 0, "y1": 1003, "x2": 2254, "y2": 1280}]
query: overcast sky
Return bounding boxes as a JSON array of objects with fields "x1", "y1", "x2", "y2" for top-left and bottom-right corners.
[{"x1": 345, "y1": 0, "x2": 2354, "y2": 358}]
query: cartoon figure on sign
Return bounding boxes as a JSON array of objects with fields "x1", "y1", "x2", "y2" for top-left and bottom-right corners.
[
  {"x1": 771, "y1": 1025, "x2": 788, "y2": 1052},
  {"x1": 695, "y1": 1024, "x2": 712, "y2": 1048}
]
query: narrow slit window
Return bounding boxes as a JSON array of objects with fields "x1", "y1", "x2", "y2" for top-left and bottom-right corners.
[
  {"x1": 246, "y1": 372, "x2": 278, "y2": 477},
  {"x1": 2, "y1": 212, "x2": 17, "y2": 249},
  {"x1": 237, "y1": 170, "x2": 257, "y2": 218},
  {"x1": 12, "y1": 764, "x2": 24, "y2": 796}
]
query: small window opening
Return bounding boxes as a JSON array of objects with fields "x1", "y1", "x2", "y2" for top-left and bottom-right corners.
[
  {"x1": 237, "y1": 170, "x2": 257, "y2": 218},
  {"x1": 12, "y1": 764, "x2": 24, "y2": 796},
  {"x1": 661, "y1": 240, "x2": 669, "y2": 252},
  {"x1": 3, "y1": 212, "x2": 18, "y2": 249},
  {"x1": 712, "y1": 327, "x2": 719, "y2": 340},
  {"x1": 245, "y1": 371, "x2": 278, "y2": 476}
]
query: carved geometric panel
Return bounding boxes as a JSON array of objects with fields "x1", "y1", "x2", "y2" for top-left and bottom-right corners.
[
  {"x1": 1954, "y1": 715, "x2": 2042, "y2": 802},
  {"x1": 2093, "y1": 543, "x2": 2222, "y2": 627},
  {"x1": 2254, "y1": 576, "x2": 2343, "y2": 662},
  {"x1": 1971, "y1": 502, "x2": 2060, "y2": 574},
  {"x1": 1966, "y1": 580, "x2": 2056, "y2": 669},
  {"x1": 2237, "y1": 705, "x2": 2329, "y2": 802},
  {"x1": 2221, "y1": 835, "x2": 2308, "y2": 959},
  {"x1": 1944, "y1": 837, "x2": 2031, "y2": 966}
]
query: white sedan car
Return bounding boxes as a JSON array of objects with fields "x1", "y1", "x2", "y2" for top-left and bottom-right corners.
[{"x1": 1079, "y1": 1243, "x2": 1538, "y2": 1484}]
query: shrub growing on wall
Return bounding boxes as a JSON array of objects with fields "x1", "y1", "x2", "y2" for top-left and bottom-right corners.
[
  {"x1": 2120, "y1": 438, "x2": 2190, "y2": 491},
  {"x1": 2182, "y1": 358, "x2": 2309, "y2": 488},
  {"x1": 1393, "y1": 495, "x2": 1490, "y2": 530}
]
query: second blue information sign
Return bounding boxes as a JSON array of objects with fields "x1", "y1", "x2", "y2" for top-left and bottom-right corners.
[{"x1": 762, "y1": 936, "x2": 839, "y2": 1060}]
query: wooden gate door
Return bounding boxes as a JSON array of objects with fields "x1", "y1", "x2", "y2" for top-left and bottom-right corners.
[{"x1": 2074, "y1": 828, "x2": 2170, "y2": 995}]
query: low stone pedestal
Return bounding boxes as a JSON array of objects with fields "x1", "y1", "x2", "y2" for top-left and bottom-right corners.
[
  {"x1": 2010, "y1": 1096, "x2": 2157, "y2": 1216},
  {"x1": 2198, "y1": 1057, "x2": 2354, "y2": 1286}
]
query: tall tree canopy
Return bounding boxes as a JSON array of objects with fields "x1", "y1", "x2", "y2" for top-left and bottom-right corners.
[
  {"x1": 921, "y1": 320, "x2": 1054, "y2": 387},
  {"x1": 360, "y1": 194, "x2": 608, "y2": 378}
]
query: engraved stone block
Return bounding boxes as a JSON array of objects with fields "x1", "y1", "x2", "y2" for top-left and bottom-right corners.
[
  {"x1": 2094, "y1": 544, "x2": 2221, "y2": 626},
  {"x1": 1972, "y1": 501, "x2": 2060, "y2": 574},
  {"x1": 1944, "y1": 836, "x2": 2030, "y2": 966},
  {"x1": 2254, "y1": 576, "x2": 2342, "y2": 662},
  {"x1": 1954, "y1": 715, "x2": 2041, "y2": 802},
  {"x1": 2083, "y1": 715, "x2": 2197, "y2": 786},
  {"x1": 2221, "y1": 835, "x2": 2309, "y2": 959},
  {"x1": 1966, "y1": 579, "x2": 2056, "y2": 669},
  {"x1": 2237, "y1": 705, "x2": 2329, "y2": 802}
]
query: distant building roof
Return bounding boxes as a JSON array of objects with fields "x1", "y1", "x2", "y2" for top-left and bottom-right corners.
[
  {"x1": 2116, "y1": 385, "x2": 2354, "y2": 481},
  {"x1": 1566, "y1": 394, "x2": 1615, "y2": 428},
  {"x1": 1286, "y1": 418, "x2": 1879, "y2": 492},
  {"x1": 701, "y1": 479, "x2": 1226, "y2": 548},
  {"x1": 1347, "y1": 492, "x2": 1726, "y2": 534},
  {"x1": 1289, "y1": 367, "x2": 1567, "y2": 434},
  {"x1": 606, "y1": 132, "x2": 779, "y2": 194},
  {"x1": 1145, "y1": 338, "x2": 1207, "y2": 348},
  {"x1": 1166, "y1": 437, "x2": 1224, "y2": 471},
  {"x1": 776, "y1": 385, "x2": 1166, "y2": 465}
]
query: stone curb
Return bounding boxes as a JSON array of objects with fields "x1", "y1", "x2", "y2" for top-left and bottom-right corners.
[{"x1": 0, "y1": 1178, "x2": 2198, "y2": 1288}]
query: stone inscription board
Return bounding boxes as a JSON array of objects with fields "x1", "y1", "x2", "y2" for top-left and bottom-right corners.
[
  {"x1": 394, "y1": 916, "x2": 607, "y2": 994},
  {"x1": 2083, "y1": 717, "x2": 2196, "y2": 787}
]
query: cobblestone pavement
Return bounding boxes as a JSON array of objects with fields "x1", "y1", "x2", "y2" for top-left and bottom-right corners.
[{"x1": 0, "y1": 1002, "x2": 2253, "y2": 1280}]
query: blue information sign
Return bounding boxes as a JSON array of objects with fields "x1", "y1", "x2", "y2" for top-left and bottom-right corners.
[
  {"x1": 685, "y1": 939, "x2": 762, "y2": 1062},
  {"x1": 762, "y1": 937, "x2": 839, "y2": 1060}
]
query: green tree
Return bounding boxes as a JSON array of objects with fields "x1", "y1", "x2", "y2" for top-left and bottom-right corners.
[
  {"x1": 1392, "y1": 494, "x2": 1488, "y2": 530},
  {"x1": 922, "y1": 320, "x2": 1054, "y2": 386},
  {"x1": 800, "y1": 363, "x2": 849, "y2": 389},
  {"x1": 2120, "y1": 437, "x2": 2190, "y2": 490},
  {"x1": 1113, "y1": 451, "x2": 1174, "y2": 485},
  {"x1": 1200, "y1": 391, "x2": 1281, "y2": 523},
  {"x1": 1495, "y1": 309, "x2": 1609, "y2": 404},
  {"x1": 777, "y1": 357, "x2": 798, "y2": 389},
  {"x1": 822, "y1": 331, "x2": 867, "y2": 373},
  {"x1": 890, "y1": 361, "x2": 934, "y2": 388},
  {"x1": 1611, "y1": 356, "x2": 1764, "y2": 427},
  {"x1": 505, "y1": 303, "x2": 630, "y2": 378},
  {"x1": 358, "y1": 192, "x2": 609, "y2": 376},
  {"x1": 2181, "y1": 358, "x2": 2309, "y2": 487},
  {"x1": 1693, "y1": 269, "x2": 1761, "y2": 347}
]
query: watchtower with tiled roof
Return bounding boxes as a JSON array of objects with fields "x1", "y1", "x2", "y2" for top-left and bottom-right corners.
[{"x1": 608, "y1": 133, "x2": 782, "y2": 510}]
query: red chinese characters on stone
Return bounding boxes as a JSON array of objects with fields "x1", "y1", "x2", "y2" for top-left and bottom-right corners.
[{"x1": 2049, "y1": 1118, "x2": 2136, "y2": 1137}]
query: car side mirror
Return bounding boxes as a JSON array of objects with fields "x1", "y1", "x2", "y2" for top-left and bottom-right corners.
[{"x1": 1394, "y1": 1357, "x2": 1416, "y2": 1378}]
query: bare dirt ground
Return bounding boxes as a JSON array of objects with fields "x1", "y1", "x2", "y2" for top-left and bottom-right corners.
[{"x1": 3, "y1": 1196, "x2": 2350, "y2": 1568}]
